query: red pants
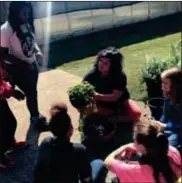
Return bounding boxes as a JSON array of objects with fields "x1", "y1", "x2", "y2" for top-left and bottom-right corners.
[{"x1": 122, "y1": 100, "x2": 141, "y2": 122}]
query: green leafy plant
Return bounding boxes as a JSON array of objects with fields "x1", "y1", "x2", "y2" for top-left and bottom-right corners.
[
  {"x1": 141, "y1": 40, "x2": 181, "y2": 84},
  {"x1": 167, "y1": 40, "x2": 181, "y2": 68},
  {"x1": 68, "y1": 82, "x2": 95, "y2": 109},
  {"x1": 141, "y1": 55, "x2": 168, "y2": 83}
]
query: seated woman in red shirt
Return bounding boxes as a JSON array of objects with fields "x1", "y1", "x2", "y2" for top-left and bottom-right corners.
[
  {"x1": 0, "y1": 63, "x2": 28, "y2": 170},
  {"x1": 83, "y1": 47, "x2": 141, "y2": 122},
  {"x1": 105, "y1": 116, "x2": 181, "y2": 183}
]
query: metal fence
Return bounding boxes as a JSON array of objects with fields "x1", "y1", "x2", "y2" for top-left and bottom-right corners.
[{"x1": 0, "y1": 1, "x2": 181, "y2": 45}]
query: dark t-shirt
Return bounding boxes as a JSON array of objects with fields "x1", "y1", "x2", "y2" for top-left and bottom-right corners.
[
  {"x1": 34, "y1": 137, "x2": 91, "y2": 183},
  {"x1": 83, "y1": 68, "x2": 130, "y2": 109}
]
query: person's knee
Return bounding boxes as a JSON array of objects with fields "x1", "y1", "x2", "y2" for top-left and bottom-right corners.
[
  {"x1": 168, "y1": 133, "x2": 180, "y2": 148},
  {"x1": 91, "y1": 159, "x2": 104, "y2": 167},
  {"x1": 127, "y1": 100, "x2": 142, "y2": 121},
  {"x1": 91, "y1": 159, "x2": 107, "y2": 183}
]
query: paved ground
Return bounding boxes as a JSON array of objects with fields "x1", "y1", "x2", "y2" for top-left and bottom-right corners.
[
  {"x1": 0, "y1": 69, "x2": 148, "y2": 183},
  {"x1": 0, "y1": 69, "x2": 82, "y2": 183}
]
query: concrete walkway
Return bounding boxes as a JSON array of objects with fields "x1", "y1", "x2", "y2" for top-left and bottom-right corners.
[{"x1": 0, "y1": 69, "x2": 82, "y2": 183}]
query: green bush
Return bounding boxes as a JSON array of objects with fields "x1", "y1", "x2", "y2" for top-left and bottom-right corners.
[
  {"x1": 68, "y1": 82, "x2": 95, "y2": 109},
  {"x1": 141, "y1": 40, "x2": 181, "y2": 84},
  {"x1": 141, "y1": 55, "x2": 168, "y2": 83},
  {"x1": 167, "y1": 41, "x2": 181, "y2": 68}
]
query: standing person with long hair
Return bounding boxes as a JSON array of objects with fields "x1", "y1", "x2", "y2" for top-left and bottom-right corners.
[
  {"x1": 83, "y1": 47, "x2": 141, "y2": 122},
  {"x1": 155, "y1": 68, "x2": 181, "y2": 151},
  {"x1": 104, "y1": 117, "x2": 181, "y2": 183},
  {"x1": 0, "y1": 2, "x2": 47, "y2": 130}
]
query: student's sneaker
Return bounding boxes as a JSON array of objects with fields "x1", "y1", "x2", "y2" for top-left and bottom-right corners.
[
  {"x1": 6, "y1": 141, "x2": 29, "y2": 154},
  {"x1": 31, "y1": 114, "x2": 49, "y2": 132}
]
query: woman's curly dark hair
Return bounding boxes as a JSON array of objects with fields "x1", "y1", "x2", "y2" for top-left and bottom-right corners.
[{"x1": 94, "y1": 46, "x2": 124, "y2": 78}]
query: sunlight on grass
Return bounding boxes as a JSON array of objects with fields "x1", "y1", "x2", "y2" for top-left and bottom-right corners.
[{"x1": 58, "y1": 32, "x2": 181, "y2": 100}]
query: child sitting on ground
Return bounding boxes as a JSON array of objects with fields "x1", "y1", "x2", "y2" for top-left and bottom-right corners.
[
  {"x1": 105, "y1": 116, "x2": 182, "y2": 183},
  {"x1": 155, "y1": 67, "x2": 181, "y2": 152}
]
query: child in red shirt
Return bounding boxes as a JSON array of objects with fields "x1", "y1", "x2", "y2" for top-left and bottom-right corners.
[{"x1": 0, "y1": 63, "x2": 28, "y2": 170}]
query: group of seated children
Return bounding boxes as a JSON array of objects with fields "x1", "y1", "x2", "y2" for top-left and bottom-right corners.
[
  {"x1": 34, "y1": 47, "x2": 182, "y2": 183},
  {"x1": 0, "y1": 47, "x2": 181, "y2": 183}
]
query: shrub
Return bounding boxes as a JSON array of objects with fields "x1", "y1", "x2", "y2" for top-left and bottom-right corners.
[
  {"x1": 141, "y1": 40, "x2": 181, "y2": 84},
  {"x1": 68, "y1": 82, "x2": 95, "y2": 109}
]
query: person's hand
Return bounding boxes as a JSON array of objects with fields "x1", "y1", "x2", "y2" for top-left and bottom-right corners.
[
  {"x1": 14, "y1": 89, "x2": 25, "y2": 101},
  {"x1": 94, "y1": 92, "x2": 101, "y2": 100},
  {"x1": 36, "y1": 52, "x2": 44, "y2": 66},
  {"x1": 115, "y1": 143, "x2": 137, "y2": 159},
  {"x1": 154, "y1": 121, "x2": 166, "y2": 131}
]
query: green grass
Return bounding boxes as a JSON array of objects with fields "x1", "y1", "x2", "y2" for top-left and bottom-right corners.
[{"x1": 57, "y1": 32, "x2": 181, "y2": 101}]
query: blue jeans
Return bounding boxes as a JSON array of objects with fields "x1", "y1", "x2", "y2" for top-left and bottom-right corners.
[
  {"x1": 164, "y1": 130, "x2": 181, "y2": 150},
  {"x1": 90, "y1": 159, "x2": 107, "y2": 183}
]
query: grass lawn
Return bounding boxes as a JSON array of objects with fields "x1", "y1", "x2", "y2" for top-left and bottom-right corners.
[{"x1": 57, "y1": 32, "x2": 181, "y2": 101}]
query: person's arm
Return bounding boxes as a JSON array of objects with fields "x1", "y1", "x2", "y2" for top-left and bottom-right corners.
[
  {"x1": 160, "y1": 99, "x2": 168, "y2": 123},
  {"x1": 104, "y1": 143, "x2": 136, "y2": 167},
  {"x1": 105, "y1": 143, "x2": 139, "y2": 182},
  {"x1": 34, "y1": 42, "x2": 44, "y2": 66},
  {"x1": 34, "y1": 42, "x2": 41, "y2": 54},
  {"x1": 95, "y1": 90, "x2": 122, "y2": 102},
  {"x1": 156, "y1": 120, "x2": 182, "y2": 132},
  {"x1": 0, "y1": 80, "x2": 14, "y2": 99},
  {"x1": 0, "y1": 83, "x2": 25, "y2": 101},
  {"x1": 157, "y1": 99, "x2": 182, "y2": 131}
]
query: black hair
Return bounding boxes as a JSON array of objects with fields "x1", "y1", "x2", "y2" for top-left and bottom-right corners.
[
  {"x1": 49, "y1": 103, "x2": 72, "y2": 138},
  {"x1": 8, "y1": 2, "x2": 35, "y2": 38},
  {"x1": 94, "y1": 46, "x2": 124, "y2": 78}
]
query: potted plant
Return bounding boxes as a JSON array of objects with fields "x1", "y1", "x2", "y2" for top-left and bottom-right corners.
[
  {"x1": 68, "y1": 82, "x2": 97, "y2": 117},
  {"x1": 68, "y1": 82, "x2": 116, "y2": 143},
  {"x1": 141, "y1": 55, "x2": 168, "y2": 99},
  {"x1": 141, "y1": 41, "x2": 181, "y2": 120}
]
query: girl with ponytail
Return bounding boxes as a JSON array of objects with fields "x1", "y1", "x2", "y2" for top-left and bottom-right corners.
[{"x1": 104, "y1": 116, "x2": 181, "y2": 183}]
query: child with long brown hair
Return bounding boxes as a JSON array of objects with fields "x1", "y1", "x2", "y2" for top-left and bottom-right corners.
[
  {"x1": 104, "y1": 117, "x2": 181, "y2": 183},
  {"x1": 156, "y1": 67, "x2": 181, "y2": 151}
]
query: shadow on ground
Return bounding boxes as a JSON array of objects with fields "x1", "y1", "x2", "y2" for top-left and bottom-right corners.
[
  {"x1": 0, "y1": 124, "x2": 40, "y2": 183},
  {"x1": 45, "y1": 13, "x2": 182, "y2": 68}
]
